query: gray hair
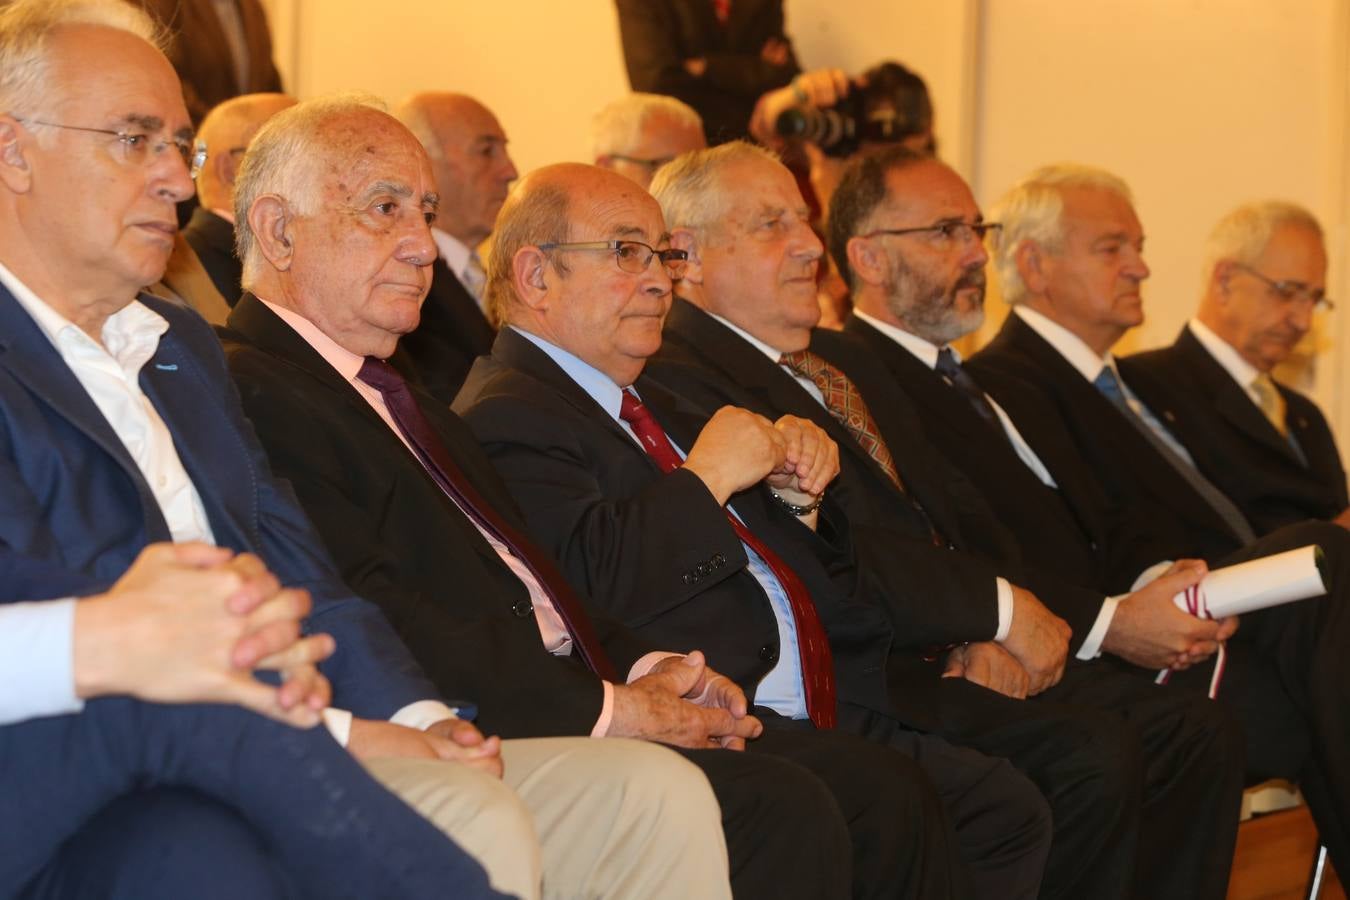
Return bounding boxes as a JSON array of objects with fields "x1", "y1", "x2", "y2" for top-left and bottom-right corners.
[
  {"x1": 234, "y1": 92, "x2": 387, "y2": 285},
  {"x1": 591, "y1": 92, "x2": 703, "y2": 159},
  {"x1": 649, "y1": 140, "x2": 779, "y2": 235},
  {"x1": 0, "y1": 0, "x2": 162, "y2": 119},
  {"x1": 1201, "y1": 200, "x2": 1323, "y2": 289},
  {"x1": 989, "y1": 163, "x2": 1133, "y2": 305}
]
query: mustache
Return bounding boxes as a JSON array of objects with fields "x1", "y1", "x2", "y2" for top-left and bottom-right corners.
[{"x1": 955, "y1": 268, "x2": 986, "y2": 292}]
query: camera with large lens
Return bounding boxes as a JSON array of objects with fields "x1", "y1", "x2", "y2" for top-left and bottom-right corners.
[{"x1": 773, "y1": 62, "x2": 933, "y2": 158}]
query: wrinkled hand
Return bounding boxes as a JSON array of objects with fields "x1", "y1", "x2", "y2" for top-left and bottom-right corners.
[
  {"x1": 73, "y1": 543, "x2": 333, "y2": 728},
  {"x1": 610, "y1": 652, "x2": 763, "y2": 750},
  {"x1": 348, "y1": 718, "x2": 504, "y2": 778},
  {"x1": 1000, "y1": 585, "x2": 1071, "y2": 696},
  {"x1": 682, "y1": 406, "x2": 787, "y2": 505},
  {"x1": 943, "y1": 642, "x2": 1030, "y2": 699},
  {"x1": 765, "y1": 415, "x2": 839, "y2": 502},
  {"x1": 749, "y1": 67, "x2": 851, "y2": 145},
  {"x1": 1103, "y1": 560, "x2": 1237, "y2": 669}
]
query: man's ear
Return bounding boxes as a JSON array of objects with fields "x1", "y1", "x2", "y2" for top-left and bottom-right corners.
[
  {"x1": 1211, "y1": 260, "x2": 1236, "y2": 301},
  {"x1": 0, "y1": 116, "x2": 33, "y2": 194},
  {"x1": 845, "y1": 235, "x2": 886, "y2": 288},
  {"x1": 249, "y1": 195, "x2": 294, "y2": 271},
  {"x1": 1014, "y1": 240, "x2": 1046, "y2": 296},
  {"x1": 215, "y1": 146, "x2": 240, "y2": 190},
  {"x1": 670, "y1": 227, "x2": 703, "y2": 286},
  {"x1": 512, "y1": 245, "x2": 550, "y2": 310}
]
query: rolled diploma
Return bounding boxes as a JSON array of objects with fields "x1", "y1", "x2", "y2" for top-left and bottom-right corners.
[{"x1": 1174, "y1": 545, "x2": 1327, "y2": 619}]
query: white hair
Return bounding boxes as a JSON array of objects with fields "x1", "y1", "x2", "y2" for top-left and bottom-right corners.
[
  {"x1": 591, "y1": 92, "x2": 703, "y2": 159},
  {"x1": 989, "y1": 163, "x2": 1133, "y2": 305},
  {"x1": 234, "y1": 92, "x2": 388, "y2": 286},
  {"x1": 650, "y1": 140, "x2": 778, "y2": 235},
  {"x1": 0, "y1": 0, "x2": 162, "y2": 119},
  {"x1": 1201, "y1": 200, "x2": 1323, "y2": 289}
]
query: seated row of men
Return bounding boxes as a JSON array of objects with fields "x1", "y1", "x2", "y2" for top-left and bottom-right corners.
[{"x1": 5, "y1": 1, "x2": 1348, "y2": 898}]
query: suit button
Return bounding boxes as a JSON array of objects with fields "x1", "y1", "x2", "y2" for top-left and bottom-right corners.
[
  {"x1": 758, "y1": 644, "x2": 779, "y2": 663},
  {"x1": 682, "y1": 573, "x2": 693, "y2": 584},
  {"x1": 698, "y1": 562, "x2": 711, "y2": 576},
  {"x1": 511, "y1": 599, "x2": 534, "y2": 618},
  {"x1": 712, "y1": 554, "x2": 726, "y2": 568}
]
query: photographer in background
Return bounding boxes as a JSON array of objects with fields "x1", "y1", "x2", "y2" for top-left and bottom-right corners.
[{"x1": 749, "y1": 60, "x2": 937, "y2": 326}]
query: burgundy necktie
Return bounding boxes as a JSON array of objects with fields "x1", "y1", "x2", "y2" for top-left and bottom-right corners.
[
  {"x1": 619, "y1": 388, "x2": 836, "y2": 729},
  {"x1": 358, "y1": 357, "x2": 619, "y2": 682},
  {"x1": 712, "y1": 0, "x2": 731, "y2": 24}
]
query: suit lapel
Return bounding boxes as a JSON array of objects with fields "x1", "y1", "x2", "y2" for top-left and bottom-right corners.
[
  {"x1": 426, "y1": 260, "x2": 495, "y2": 350},
  {"x1": 0, "y1": 285, "x2": 169, "y2": 537}
]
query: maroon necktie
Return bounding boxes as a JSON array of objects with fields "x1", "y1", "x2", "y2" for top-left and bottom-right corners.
[
  {"x1": 358, "y1": 357, "x2": 619, "y2": 682},
  {"x1": 712, "y1": 0, "x2": 731, "y2": 24},
  {"x1": 619, "y1": 388, "x2": 837, "y2": 729}
]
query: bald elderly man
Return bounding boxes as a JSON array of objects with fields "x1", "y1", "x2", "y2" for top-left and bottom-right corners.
[
  {"x1": 395, "y1": 92, "x2": 518, "y2": 402},
  {"x1": 180, "y1": 91, "x2": 295, "y2": 305}
]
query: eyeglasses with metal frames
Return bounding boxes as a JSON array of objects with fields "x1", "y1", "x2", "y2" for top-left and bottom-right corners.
[
  {"x1": 862, "y1": 221, "x2": 1003, "y2": 244},
  {"x1": 1232, "y1": 262, "x2": 1335, "y2": 313},
  {"x1": 605, "y1": 154, "x2": 677, "y2": 172},
  {"x1": 15, "y1": 117, "x2": 205, "y2": 178},
  {"x1": 538, "y1": 239, "x2": 689, "y2": 279}
]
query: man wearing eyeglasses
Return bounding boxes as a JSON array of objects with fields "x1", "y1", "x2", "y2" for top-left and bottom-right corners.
[
  {"x1": 592, "y1": 93, "x2": 707, "y2": 190},
  {"x1": 1119, "y1": 201, "x2": 1348, "y2": 536},
  {"x1": 966, "y1": 164, "x2": 1350, "y2": 880}
]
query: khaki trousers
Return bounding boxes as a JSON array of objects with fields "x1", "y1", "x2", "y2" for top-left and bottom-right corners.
[{"x1": 366, "y1": 736, "x2": 731, "y2": 900}]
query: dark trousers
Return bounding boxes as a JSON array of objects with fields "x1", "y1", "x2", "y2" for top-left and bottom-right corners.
[
  {"x1": 916, "y1": 660, "x2": 1245, "y2": 900},
  {"x1": 2, "y1": 699, "x2": 505, "y2": 900},
  {"x1": 1169, "y1": 520, "x2": 1350, "y2": 880},
  {"x1": 833, "y1": 707, "x2": 1053, "y2": 900}
]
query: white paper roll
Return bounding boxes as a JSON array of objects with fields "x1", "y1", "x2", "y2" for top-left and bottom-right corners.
[{"x1": 1174, "y1": 545, "x2": 1327, "y2": 619}]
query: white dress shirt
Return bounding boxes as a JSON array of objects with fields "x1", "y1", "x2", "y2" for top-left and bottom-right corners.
[
  {"x1": 431, "y1": 228, "x2": 486, "y2": 311},
  {"x1": 1186, "y1": 319, "x2": 1265, "y2": 407}
]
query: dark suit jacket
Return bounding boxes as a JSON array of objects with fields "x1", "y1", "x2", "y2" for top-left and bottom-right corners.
[
  {"x1": 455, "y1": 327, "x2": 921, "y2": 725},
  {"x1": 181, "y1": 207, "x2": 242, "y2": 306},
  {"x1": 832, "y1": 315, "x2": 1171, "y2": 595},
  {"x1": 136, "y1": 0, "x2": 283, "y2": 123},
  {"x1": 615, "y1": 0, "x2": 799, "y2": 143},
  {"x1": 222, "y1": 294, "x2": 650, "y2": 738},
  {"x1": 648, "y1": 299, "x2": 1008, "y2": 645},
  {"x1": 968, "y1": 312, "x2": 1250, "y2": 564},
  {"x1": 0, "y1": 285, "x2": 434, "y2": 719},
  {"x1": 400, "y1": 260, "x2": 496, "y2": 406},
  {"x1": 1123, "y1": 325, "x2": 1348, "y2": 535}
]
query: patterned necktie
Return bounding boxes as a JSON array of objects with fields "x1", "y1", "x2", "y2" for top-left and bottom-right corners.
[
  {"x1": 780, "y1": 349, "x2": 902, "y2": 490},
  {"x1": 1093, "y1": 366, "x2": 1256, "y2": 545},
  {"x1": 619, "y1": 389, "x2": 836, "y2": 729},
  {"x1": 357, "y1": 357, "x2": 618, "y2": 681},
  {"x1": 461, "y1": 251, "x2": 487, "y2": 305},
  {"x1": 1251, "y1": 373, "x2": 1288, "y2": 437},
  {"x1": 935, "y1": 347, "x2": 1009, "y2": 442}
]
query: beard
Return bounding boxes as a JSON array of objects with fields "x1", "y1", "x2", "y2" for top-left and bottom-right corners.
[{"x1": 884, "y1": 258, "x2": 987, "y2": 345}]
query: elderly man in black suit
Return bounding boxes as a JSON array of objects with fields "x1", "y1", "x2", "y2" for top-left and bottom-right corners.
[
  {"x1": 966, "y1": 161, "x2": 1350, "y2": 879},
  {"x1": 392, "y1": 92, "x2": 514, "y2": 403},
  {"x1": 1122, "y1": 201, "x2": 1348, "y2": 535},
  {"x1": 213, "y1": 93, "x2": 944, "y2": 900}
]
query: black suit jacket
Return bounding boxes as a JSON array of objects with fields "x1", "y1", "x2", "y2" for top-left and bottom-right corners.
[
  {"x1": 968, "y1": 313, "x2": 1250, "y2": 564},
  {"x1": 615, "y1": 0, "x2": 799, "y2": 143},
  {"x1": 454, "y1": 327, "x2": 928, "y2": 726},
  {"x1": 400, "y1": 260, "x2": 496, "y2": 406},
  {"x1": 221, "y1": 294, "x2": 651, "y2": 738},
  {"x1": 1123, "y1": 325, "x2": 1348, "y2": 535},
  {"x1": 182, "y1": 207, "x2": 242, "y2": 306},
  {"x1": 833, "y1": 316, "x2": 1171, "y2": 596}
]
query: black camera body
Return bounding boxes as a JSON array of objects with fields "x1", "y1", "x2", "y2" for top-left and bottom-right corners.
[{"x1": 773, "y1": 62, "x2": 933, "y2": 158}]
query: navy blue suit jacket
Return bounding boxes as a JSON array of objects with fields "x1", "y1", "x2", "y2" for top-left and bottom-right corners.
[{"x1": 0, "y1": 284, "x2": 437, "y2": 719}]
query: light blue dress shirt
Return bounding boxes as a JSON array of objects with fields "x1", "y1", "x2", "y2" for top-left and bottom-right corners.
[
  {"x1": 514, "y1": 327, "x2": 809, "y2": 719},
  {"x1": 0, "y1": 599, "x2": 82, "y2": 725}
]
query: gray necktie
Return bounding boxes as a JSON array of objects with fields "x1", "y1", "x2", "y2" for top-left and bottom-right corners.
[{"x1": 1094, "y1": 366, "x2": 1256, "y2": 544}]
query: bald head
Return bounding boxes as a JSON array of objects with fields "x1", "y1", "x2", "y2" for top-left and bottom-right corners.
[
  {"x1": 196, "y1": 92, "x2": 295, "y2": 212},
  {"x1": 395, "y1": 91, "x2": 518, "y2": 246}
]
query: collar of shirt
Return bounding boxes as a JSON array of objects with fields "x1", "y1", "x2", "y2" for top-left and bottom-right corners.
[
  {"x1": 510, "y1": 326, "x2": 629, "y2": 426},
  {"x1": 0, "y1": 259, "x2": 168, "y2": 373},
  {"x1": 432, "y1": 228, "x2": 473, "y2": 284},
  {"x1": 1013, "y1": 304, "x2": 1116, "y2": 383},
  {"x1": 707, "y1": 311, "x2": 786, "y2": 363},
  {"x1": 1187, "y1": 317, "x2": 1263, "y2": 403},
  {"x1": 257, "y1": 296, "x2": 365, "y2": 383},
  {"x1": 853, "y1": 309, "x2": 944, "y2": 368},
  {"x1": 209, "y1": 207, "x2": 236, "y2": 225}
]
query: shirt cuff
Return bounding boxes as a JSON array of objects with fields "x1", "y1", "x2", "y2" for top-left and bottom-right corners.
[
  {"x1": 1075, "y1": 596, "x2": 1122, "y2": 661},
  {"x1": 0, "y1": 599, "x2": 83, "y2": 726},
  {"x1": 993, "y1": 578, "x2": 1013, "y2": 642},
  {"x1": 594, "y1": 651, "x2": 684, "y2": 736},
  {"x1": 393, "y1": 699, "x2": 462, "y2": 732},
  {"x1": 321, "y1": 707, "x2": 353, "y2": 746}
]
